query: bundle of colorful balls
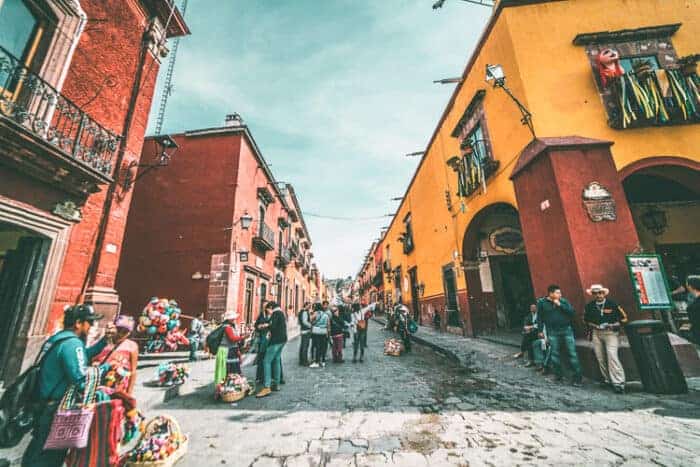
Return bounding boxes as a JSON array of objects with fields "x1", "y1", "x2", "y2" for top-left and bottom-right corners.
[
  {"x1": 136, "y1": 297, "x2": 190, "y2": 353},
  {"x1": 98, "y1": 362, "x2": 131, "y2": 390},
  {"x1": 155, "y1": 362, "x2": 189, "y2": 387},
  {"x1": 127, "y1": 417, "x2": 186, "y2": 464}
]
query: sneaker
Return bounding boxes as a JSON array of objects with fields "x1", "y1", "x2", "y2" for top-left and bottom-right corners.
[
  {"x1": 513, "y1": 352, "x2": 523, "y2": 359},
  {"x1": 271, "y1": 385, "x2": 280, "y2": 392},
  {"x1": 321, "y1": 362, "x2": 326, "y2": 368},
  {"x1": 523, "y1": 361, "x2": 534, "y2": 368},
  {"x1": 613, "y1": 385, "x2": 625, "y2": 394},
  {"x1": 359, "y1": 358, "x2": 364, "y2": 363},
  {"x1": 256, "y1": 388, "x2": 272, "y2": 398},
  {"x1": 572, "y1": 378, "x2": 583, "y2": 388},
  {"x1": 553, "y1": 375, "x2": 564, "y2": 383},
  {"x1": 309, "y1": 363, "x2": 319, "y2": 368}
]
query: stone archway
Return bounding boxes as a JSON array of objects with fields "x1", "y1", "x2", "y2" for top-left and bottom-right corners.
[
  {"x1": 621, "y1": 157, "x2": 700, "y2": 332},
  {"x1": 462, "y1": 203, "x2": 535, "y2": 336}
]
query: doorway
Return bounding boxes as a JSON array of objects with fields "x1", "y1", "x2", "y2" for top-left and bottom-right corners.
[
  {"x1": 244, "y1": 278, "x2": 254, "y2": 324},
  {"x1": 489, "y1": 255, "x2": 535, "y2": 329},
  {"x1": 408, "y1": 267, "x2": 420, "y2": 323},
  {"x1": 442, "y1": 265, "x2": 461, "y2": 327},
  {"x1": 0, "y1": 222, "x2": 50, "y2": 380},
  {"x1": 259, "y1": 282, "x2": 267, "y2": 317}
]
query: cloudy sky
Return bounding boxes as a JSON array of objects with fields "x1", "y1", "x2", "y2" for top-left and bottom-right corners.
[{"x1": 149, "y1": 0, "x2": 491, "y2": 279}]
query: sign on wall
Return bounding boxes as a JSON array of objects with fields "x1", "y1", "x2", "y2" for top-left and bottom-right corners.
[
  {"x1": 583, "y1": 182, "x2": 617, "y2": 222},
  {"x1": 626, "y1": 254, "x2": 673, "y2": 310},
  {"x1": 479, "y1": 259, "x2": 494, "y2": 293},
  {"x1": 488, "y1": 227, "x2": 524, "y2": 254}
]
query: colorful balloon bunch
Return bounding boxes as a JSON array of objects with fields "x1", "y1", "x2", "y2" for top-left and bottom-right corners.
[
  {"x1": 156, "y1": 362, "x2": 189, "y2": 387},
  {"x1": 137, "y1": 297, "x2": 190, "y2": 353},
  {"x1": 128, "y1": 420, "x2": 185, "y2": 463},
  {"x1": 122, "y1": 409, "x2": 145, "y2": 445}
]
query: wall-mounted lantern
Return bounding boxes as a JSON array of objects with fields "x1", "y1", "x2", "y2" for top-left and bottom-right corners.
[
  {"x1": 485, "y1": 64, "x2": 535, "y2": 138},
  {"x1": 122, "y1": 134, "x2": 179, "y2": 191}
]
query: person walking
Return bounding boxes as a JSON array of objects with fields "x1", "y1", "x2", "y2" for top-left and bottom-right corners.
[
  {"x1": 351, "y1": 303, "x2": 368, "y2": 362},
  {"x1": 22, "y1": 305, "x2": 111, "y2": 467},
  {"x1": 298, "y1": 302, "x2": 312, "y2": 366},
  {"x1": 396, "y1": 305, "x2": 412, "y2": 353},
  {"x1": 257, "y1": 302, "x2": 287, "y2": 398},
  {"x1": 188, "y1": 313, "x2": 205, "y2": 361},
  {"x1": 214, "y1": 311, "x2": 246, "y2": 385},
  {"x1": 584, "y1": 284, "x2": 628, "y2": 394},
  {"x1": 310, "y1": 301, "x2": 330, "y2": 368},
  {"x1": 254, "y1": 305, "x2": 273, "y2": 385},
  {"x1": 341, "y1": 305, "x2": 352, "y2": 348},
  {"x1": 92, "y1": 315, "x2": 139, "y2": 395},
  {"x1": 330, "y1": 307, "x2": 346, "y2": 363},
  {"x1": 537, "y1": 285, "x2": 583, "y2": 386}
]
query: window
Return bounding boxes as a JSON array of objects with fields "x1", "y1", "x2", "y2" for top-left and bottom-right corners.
[
  {"x1": 259, "y1": 282, "x2": 267, "y2": 316},
  {"x1": 619, "y1": 55, "x2": 660, "y2": 74},
  {"x1": 454, "y1": 123, "x2": 496, "y2": 198},
  {"x1": 0, "y1": 0, "x2": 44, "y2": 93},
  {"x1": 244, "y1": 278, "x2": 254, "y2": 323},
  {"x1": 258, "y1": 206, "x2": 265, "y2": 235},
  {"x1": 402, "y1": 214, "x2": 415, "y2": 254}
]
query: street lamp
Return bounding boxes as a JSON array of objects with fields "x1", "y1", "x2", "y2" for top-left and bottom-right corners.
[
  {"x1": 122, "y1": 134, "x2": 179, "y2": 191},
  {"x1": 485, "y1": 64, "x2": 536, "y2": 138},
  {"x1": 224, "y1": 211, "x2": 253, "y2": 231}
]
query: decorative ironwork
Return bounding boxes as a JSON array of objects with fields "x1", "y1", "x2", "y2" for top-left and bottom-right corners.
[
  {"x1": 252, "y1": 222, "x2": 275, "y2": 251},
  {"x1": 275, "y1": 245, "x2": 292, "y2": 267},
  {"x1": 0, "y1": 46, "x2": 121, "y2": 178}
]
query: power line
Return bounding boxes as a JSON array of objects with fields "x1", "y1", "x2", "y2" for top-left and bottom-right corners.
[{"x1": 303, "y1": 212, "x2": 393, "y2": 221}]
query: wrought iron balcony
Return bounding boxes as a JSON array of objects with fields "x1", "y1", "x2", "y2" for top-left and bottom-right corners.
[
  {"x1": 0, "y1": 46, "x2": 121, "y2": 194},
  {"x1": 275, "y1": 245, "x2": 292, "y2": 267},
  {"x1": 253, "y1": 222, "x2": 275, "y2": 251}
]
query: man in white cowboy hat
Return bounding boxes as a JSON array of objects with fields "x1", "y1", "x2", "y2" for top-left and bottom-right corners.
[{"x1": 584, "y1": 284, "x2": 628, "y2": 394}]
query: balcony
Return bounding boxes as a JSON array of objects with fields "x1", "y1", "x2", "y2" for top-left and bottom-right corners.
[
  {"x1": 0, "y1": 46, "x2": 121, "y2": 197},
  {"x1": 275, "y1": 245, "x2": 292, "y2": 268},
  {"x1": 252, "y1": 222, "x2": 275, "y2": 251}
]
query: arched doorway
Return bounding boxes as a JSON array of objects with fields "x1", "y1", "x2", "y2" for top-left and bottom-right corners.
[
  {"x1": 462, "y1": 203, "x2": 535, "y2": 335},
  {"x1": 621, "y1": 158, "x2": 700, "y2": 332}
]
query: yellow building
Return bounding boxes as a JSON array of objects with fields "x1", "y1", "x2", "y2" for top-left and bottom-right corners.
[{"x1": 369, "y1": 0, "x2": 700, "y2": 349}]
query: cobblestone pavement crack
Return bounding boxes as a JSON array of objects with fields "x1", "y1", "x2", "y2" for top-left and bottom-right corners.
[{"x1": 138, "y1": 324, "x2": 700, "y2": 466}]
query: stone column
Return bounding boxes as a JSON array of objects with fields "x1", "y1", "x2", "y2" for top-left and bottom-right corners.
[{"x1": 510, "y1": 136, "x2": 640, "y2": 332}]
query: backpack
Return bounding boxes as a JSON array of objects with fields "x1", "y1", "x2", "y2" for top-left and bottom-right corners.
[
  {"x1": 206, "y1": 325, "x2": 226, "y2": 354},
  {"x1": 408, "y1": 320, "x2": 418, "y2": 334},
  {"x1": 0, "y1": 335, "x2": 75, "y2": 448}
]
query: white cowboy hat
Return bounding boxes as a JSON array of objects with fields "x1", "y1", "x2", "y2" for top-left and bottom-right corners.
[
  {"x1": 586, "y1": 284, "x2": 610, "y2": 295},
  {"x1": 222, "y1": 311, "x2": 239, "y2": 321}
]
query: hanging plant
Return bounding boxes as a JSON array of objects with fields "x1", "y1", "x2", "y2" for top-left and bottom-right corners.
[{"x1": 677, "y1": 54, "x2": 699, "y2": 77}]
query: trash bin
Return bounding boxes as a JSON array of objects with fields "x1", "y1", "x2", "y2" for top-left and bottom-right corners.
[{"x1": 625, "y1": 320, "x2": 687, "y2": 394}]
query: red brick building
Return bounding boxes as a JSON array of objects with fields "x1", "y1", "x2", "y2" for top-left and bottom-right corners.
[
  {"x1": 117, "y1": 115, "x2": 321, "y2": 326},
  {"x1": 0, "y1": 0, "x2": 188, "y2": 383}
]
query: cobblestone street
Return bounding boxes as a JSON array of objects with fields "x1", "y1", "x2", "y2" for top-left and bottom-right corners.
[{"x1": 151, "y1": 322, "x2": 700, "y2": 467}]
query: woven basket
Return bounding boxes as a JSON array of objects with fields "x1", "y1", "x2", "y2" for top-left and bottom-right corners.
[
  {"x1": 126, "y1": 415, "x2": 188, "y2": 467},
  {"x1": 221, "y1": 390, "x2": 246, "y2": 403},
  {"x1": 385, "y1": 350, "x2": 402, "y2": 357}
]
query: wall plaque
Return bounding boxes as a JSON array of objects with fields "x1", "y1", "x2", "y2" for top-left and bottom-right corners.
[
  {"x1": 489, "y1": 227, "x2": 524, "y2": 254},
  {"x1": 583, "y1": 182, "x2": 616, "y2": 221},
  {"x1": 53, "y1": 201, "x2": 82, "y2": 222}
]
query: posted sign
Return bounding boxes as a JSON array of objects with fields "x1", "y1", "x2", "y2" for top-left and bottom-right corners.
[{"x1": 626, "y1": 254, "x2": 673, "y2": 310}]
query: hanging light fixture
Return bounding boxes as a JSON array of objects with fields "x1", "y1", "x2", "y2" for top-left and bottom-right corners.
[{"x1": 641, "y1": 206, "x2": 668, "y2": 236}]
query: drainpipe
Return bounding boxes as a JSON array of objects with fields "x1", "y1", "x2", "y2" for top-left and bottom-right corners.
[{"x1": 79, "y1": 21, "x2": 157, "y2": 305}]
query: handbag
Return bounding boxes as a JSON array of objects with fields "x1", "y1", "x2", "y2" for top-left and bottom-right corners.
[{"x1": 44, "y1": 367, "x2": 100, "y2": 450}]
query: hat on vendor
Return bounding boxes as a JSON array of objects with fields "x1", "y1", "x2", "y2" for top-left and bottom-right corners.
[
  {"x1": 586, "y1": 284, "x2": 610, "y2": 296},
  {"x1": 222, "y1": 311, "x2": 239, "y2": 321},
  {"x1": 115, "y1": 315, "x2": 135, "y2": 332}
]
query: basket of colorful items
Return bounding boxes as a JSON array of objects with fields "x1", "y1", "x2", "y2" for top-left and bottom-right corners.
[
  {"x1": 126, "y1": 415, "x2": 188, "y2": 467},
  {"x1": 137, "y1": 298, "x2": 190, "y2": 353},
  {"x1": 145, "y1": 362, "x2": 190, "y2": 387},
  {"x1": 384, "y1": 338, "x2": 405, "y2": 357},
  {"x1": 215, "y1": 373, "x2": 253, "y2": 403}
]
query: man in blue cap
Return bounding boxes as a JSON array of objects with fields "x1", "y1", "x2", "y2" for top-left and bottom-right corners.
[{"x1": 22, "y1": 304, "x2": 113, "y2": 467}]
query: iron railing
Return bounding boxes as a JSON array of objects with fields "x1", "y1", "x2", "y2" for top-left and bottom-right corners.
[
  {"x1": 278, "y1": 245, "x2": 292, "y2": 263},
  {"x1": 254, "y1": 222, "x2": 276, "y2": 250},
  {"x1": 0, "y1": 45, "x2": 120, "y2": 178}
]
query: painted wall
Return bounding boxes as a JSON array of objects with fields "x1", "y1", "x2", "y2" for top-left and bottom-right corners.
[
  {"x1": 117, "y1": 132, "x2": 240, "y2": 319},
  {"x1": 371, "y1": 0, "x2": 700, "y2": 335}
]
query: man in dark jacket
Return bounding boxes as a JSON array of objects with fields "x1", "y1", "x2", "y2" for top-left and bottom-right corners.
[
  {"x1": 538, "y1": 284, "x2": 583, "y2": 386},
  {"x1": 686, "y1": 276, "x2": 700, "y2": 345},
  {"x1": 257, "y1": 302, "x2": 287, "y2": 398},
  {"x1": 298, "y1": 302, "x2": 312, "y2": 366},
  {"x1": 23, "y1": 304, "x2": 110, "y2": 467}
]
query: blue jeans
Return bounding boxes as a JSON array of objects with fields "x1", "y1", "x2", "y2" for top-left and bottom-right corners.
[
  {"x1": 188, "y1": 335, "x2": 200, "y2": 361},
  {"x1": 547, "y1": 327, "x2": 582, "y2": 380},
  {"x1": 263, "y1": 343, "x2": 285, "y2": 388},
  {"x1": 531, "y1": 338, "x2": 550, "y2": 367}
]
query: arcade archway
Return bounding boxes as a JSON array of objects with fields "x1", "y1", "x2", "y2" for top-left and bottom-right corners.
[
  {"x1": 621, "y1": 157, "x2": 700, "y2": 332},
  {"x1": 462, "y1": 203, "x2": 535, "y2": 335}
]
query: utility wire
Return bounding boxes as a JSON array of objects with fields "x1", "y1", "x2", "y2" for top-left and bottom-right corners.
[{"x1": 303, "y1": 212, "x2": 393, "y2": 221}]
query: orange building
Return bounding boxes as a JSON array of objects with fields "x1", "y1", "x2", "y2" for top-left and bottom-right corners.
[{"x1": 360, "y1": 0, "x2": 700, "y2": 374}]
